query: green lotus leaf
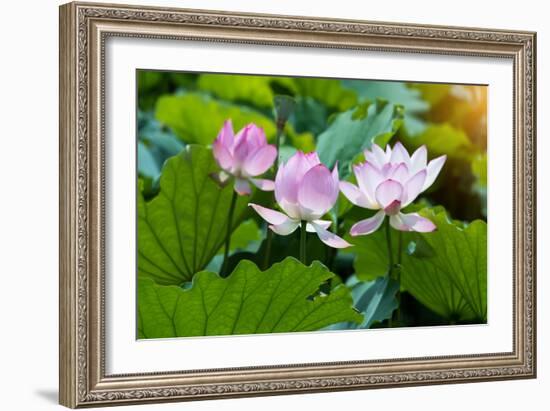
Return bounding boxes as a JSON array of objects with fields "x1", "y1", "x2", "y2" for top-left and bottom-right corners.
[
  {"x1": 137, "y1": 141, "x2": 161, "y2": 181},
  {"x1": 137, "y1": 145, "x2": 251, "y2": 285},
  {"x1": 292, "y1": 78, "x2": 357, "y2": 112},
  {"x1": 351, "y1": 208, "x2": 486, "y2": 322},
  {"x1": 403, "y1": 123, "x2": 472, "y2": 160},
  {"x1": 316, "y1": 100, "x2": 404, "y2": 175},
  {"x1": 289, "y1": 96, "x2": 329, "y2": 136},
  {"x1": 471, "y1": 153, "x2": 488, "y2": 216},
  {"x1": 326, "y1": 275, "x2": 398, "y2": 330},
  {"x1": 343, "y1": 80, "x2": 429, "y2": 135},
  {"x1": 197, "y1": 74, "x2": 276, "y2": 108},
  {"x1": 138, "y1": 257, "x2": 363, "y2": 338},
  {"x1": 155, "y1": 93, "x2": 276, "y2": 144}
]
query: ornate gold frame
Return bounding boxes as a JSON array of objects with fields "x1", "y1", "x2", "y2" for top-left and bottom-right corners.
[{"x1": 59, "y1": 1, "x2": 536, "y2": 408}]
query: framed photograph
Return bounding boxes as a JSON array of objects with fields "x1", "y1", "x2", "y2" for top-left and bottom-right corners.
[{"x1": 59, "y1": 1, "x2": 537, "y2": 408}]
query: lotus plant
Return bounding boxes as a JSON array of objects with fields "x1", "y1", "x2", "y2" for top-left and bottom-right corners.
[
  {"x1": 212, "y1": 120, "x2": 277, "y2": 195},
  {"x1": 340, "y1": 142, "x2": 446, "y2": 236},
  {"x1": 212, "y1": 120, "x2": 277, "y2": 275},
  {"x1": 249, "y1": 151, "x2": 351, "y2": 263},
  {"x1": 340, "y1": 142, "x2": 446, "y2": 325}
]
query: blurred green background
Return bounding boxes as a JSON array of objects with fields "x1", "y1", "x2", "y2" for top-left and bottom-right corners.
[{"x1": 137, "y1": 70, "x2": 487, "y2": 221}]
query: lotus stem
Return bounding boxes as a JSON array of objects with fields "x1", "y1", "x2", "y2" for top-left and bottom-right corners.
[
  {"x1": 221, "y1": 190, "x2": 238, "y2": 276},
  {"x1": 385, "y1": 218, "x2": 395, "y2": 327},
  {"x1": 385, "y1": 218, "x2": 394, "y2": 277},
  {"x1": 300, "y1": 220, "x2": 307, "y2": 264},
  {"x1": 274, "y1": 127, "x2": 283, "y2": 171},
  {"x1": 263, "y1": 126, "x2": 284, "y2": 269},
  {"x1": 395, "y1": 230, "x2": 403, "y2": 323},
  {"x1": 262, "y1": 229, "x2": 274, "y2": 269}
]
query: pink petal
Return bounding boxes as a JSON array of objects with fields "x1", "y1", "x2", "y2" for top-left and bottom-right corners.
[
  {"x1": 306, "y1": 219, "x2": 331, "y2": 233},
  {"x1": 350, "y1": 210, "x2": 385, "y2": 236},
  {"x1": 248, "y1": 203, "x2": 289, "y2": 225},
  {"x1": 250, "y1": 178, "x2": 275, "y2": 191},
  {"x1": 354, "y1": 162, "x2": 383, "y2": 206},
  {"x1": 339, "y1": 181, "x2": 372, "y2": 209},
  {"x1": 286, "y1": 151, "x2": 320, "y2": 180},
  {"x1": 303, "y1": 151, "x2": 321, "y2": 168},
  {"x1": 402, "y1": 170, "x2": 427, "y2": 207},
  {"x1": 331, "y1": 162, "x2": 340, "y2": 187},
  {"x1": 243, "y1": 145, "x2": 277, "y2": 177},
  {"x1": 278, "y1": 198, "x2": 301, "y2": 220},
  {"x1": 269, "y1": 219, "x2": 300, "y2": 236},
  {"x1": 390, "y1": 162, "x2": 409, "y2": 184},
  {"x1": 390, "y1": 212, "x2": 436, "y2": 232},
  {"x1": 365, "y1": 144, "x2": 387, "y2": 169},
  {"x1": 390, "y1": 142, "x2": 411, "y2": 166},
  {"x1": 410, "y1": 145, "x2": 427, "y2": 174},
  {"x1": 232, "y1": 127, "x2": 251, "y2": 165},
  {"x1": 383, "y1": 199, "x2": 402, "y2": 216},
  {"x1": 310, "y1": 222, "x2": 352, "y2": 249},
  {"x1": 244, "y1": 124, "x2": 267, "y2": 152},
  {"x1": 216, "y1": 119, "x2": 234, "y2": 148},
  {"x1": 234, "y1": 178, "x2": 251, "y2": 195},
  {"x1": 275, "y1": 151, "x2": 317, "y2": 205},
  {"x1": 212, "y1": 139, "x2": 234, "y2": 171},
  {"x1": 423, "y1": 155, "x2": 447, "y2": 191},
  {"x1": 381, "y1": 163, "x2": 393, "y2": 177},
  {"x1": 375, "y1": 179, "x2": 404, "y2": 208},
  {"x1": 274, "y1": 164, "x2": 288, "y2": 205},
  {"x1": 297, "y1": 164, "x2": 338, "y2": 219}
]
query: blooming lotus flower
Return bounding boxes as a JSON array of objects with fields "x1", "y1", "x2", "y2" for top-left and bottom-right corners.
[
  {"x1": 340, "y1": 142, "x2": 446, "y2": 236},
  {"x1": 212, "y1": 120, "x2": 277, "y2": 195},
  {"x1": 249, "y1": 151, "x2": 351, "y2": 249}
]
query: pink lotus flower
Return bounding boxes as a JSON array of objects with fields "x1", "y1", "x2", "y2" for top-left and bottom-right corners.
[
  {"x1": 340, "y1": 142, "x2": 446, "y2": 236},
  {"x1": 249, "y1": 151, "x2": 351, "y2": 249},
  {"x1": 212, "y1": 120, "x2": 277, "y2": 195}
]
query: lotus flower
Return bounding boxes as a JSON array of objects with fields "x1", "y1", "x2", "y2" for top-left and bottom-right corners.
[
  {"x1": 340, "y1": 142, "x2": 446, "y2": 236},
  {"x1": 212, "y1": 120, "x2": 277, "y2": 195},
  {"x1": 249, "y1": 151, "x2": 351, "y2": 249}
]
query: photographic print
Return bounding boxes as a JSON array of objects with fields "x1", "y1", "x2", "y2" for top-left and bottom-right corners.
[{"x1": 136, "y1": 71, "x2": 488, "y2": 339}]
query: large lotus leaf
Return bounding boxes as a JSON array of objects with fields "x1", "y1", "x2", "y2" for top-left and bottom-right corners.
[
  {"x1": 346, "y1": 202, "x2": 436, "y2": 272},
  {"x1": 471, "y1": 153, "x2": 487, "y2": 187},
  {"x1": 292, "y1": 78, "x2": 357, "y2": 112},
  {"x1": 137, "y1": 111, "x2": 185, "y2": 182},
  {"x1": 326, "y1": 275, "x2": 398, "y2": 330},
  {"x1": 137, "y1": 70, "x2": 197, "y2": 111},
  {"x1": 198, "y1": 76, "x2": 358, "y2": 112},
  {"x1": 197, "y1": 74, "x2": 276, "y2": 108},
  {"x1": 347, "y1": 225, "x2": 394, "y2": 283},
  {"x1": 221, "y1": 219, "x2": 262, "y2": 253},
  {"x1": 342, "y1": 80, "x2": 429, "y2": 135},
  {"x1": 343, "y1": 80, "x2": 428, "y2": 113},
  {"x1": 155, "y1": 93, "x2": 276, "y2": 144},
  {"x1": 137, "y1": 257, "x2": 363, "y2": 338},
  {"x1": 289, "y1": 96, "x2": 329, "y2": 136},
  {"x1": 402, "y1": 209, "x2": 487, "y2": 321},
  {"x1": 403, "y1": 123, "x2": 472, "y2": 160},
  {"x1": 137, "y1": 141, "x2": 161, "y2": 180},
  {"x1": 471, "y1": 153, "x2": 487, "y2": 216},
  {"x1": 351, "y1": 208, "x2": 486, "y2": 322},
  {"x1": 316, "y1": 100, "x2": 404, "y2": 175},
  {"x1": 138, "y1": 145, "x2": 251, "y2": 285},
  {"x1": 285, "y1": 126, "x2": 316, "y2": 152},
  {"x1": 409, "y1": 83, "x2": 452, "y2": 106},
  {"x1": 138, "y1": 111, "x2": 184, "y2": 158}
]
